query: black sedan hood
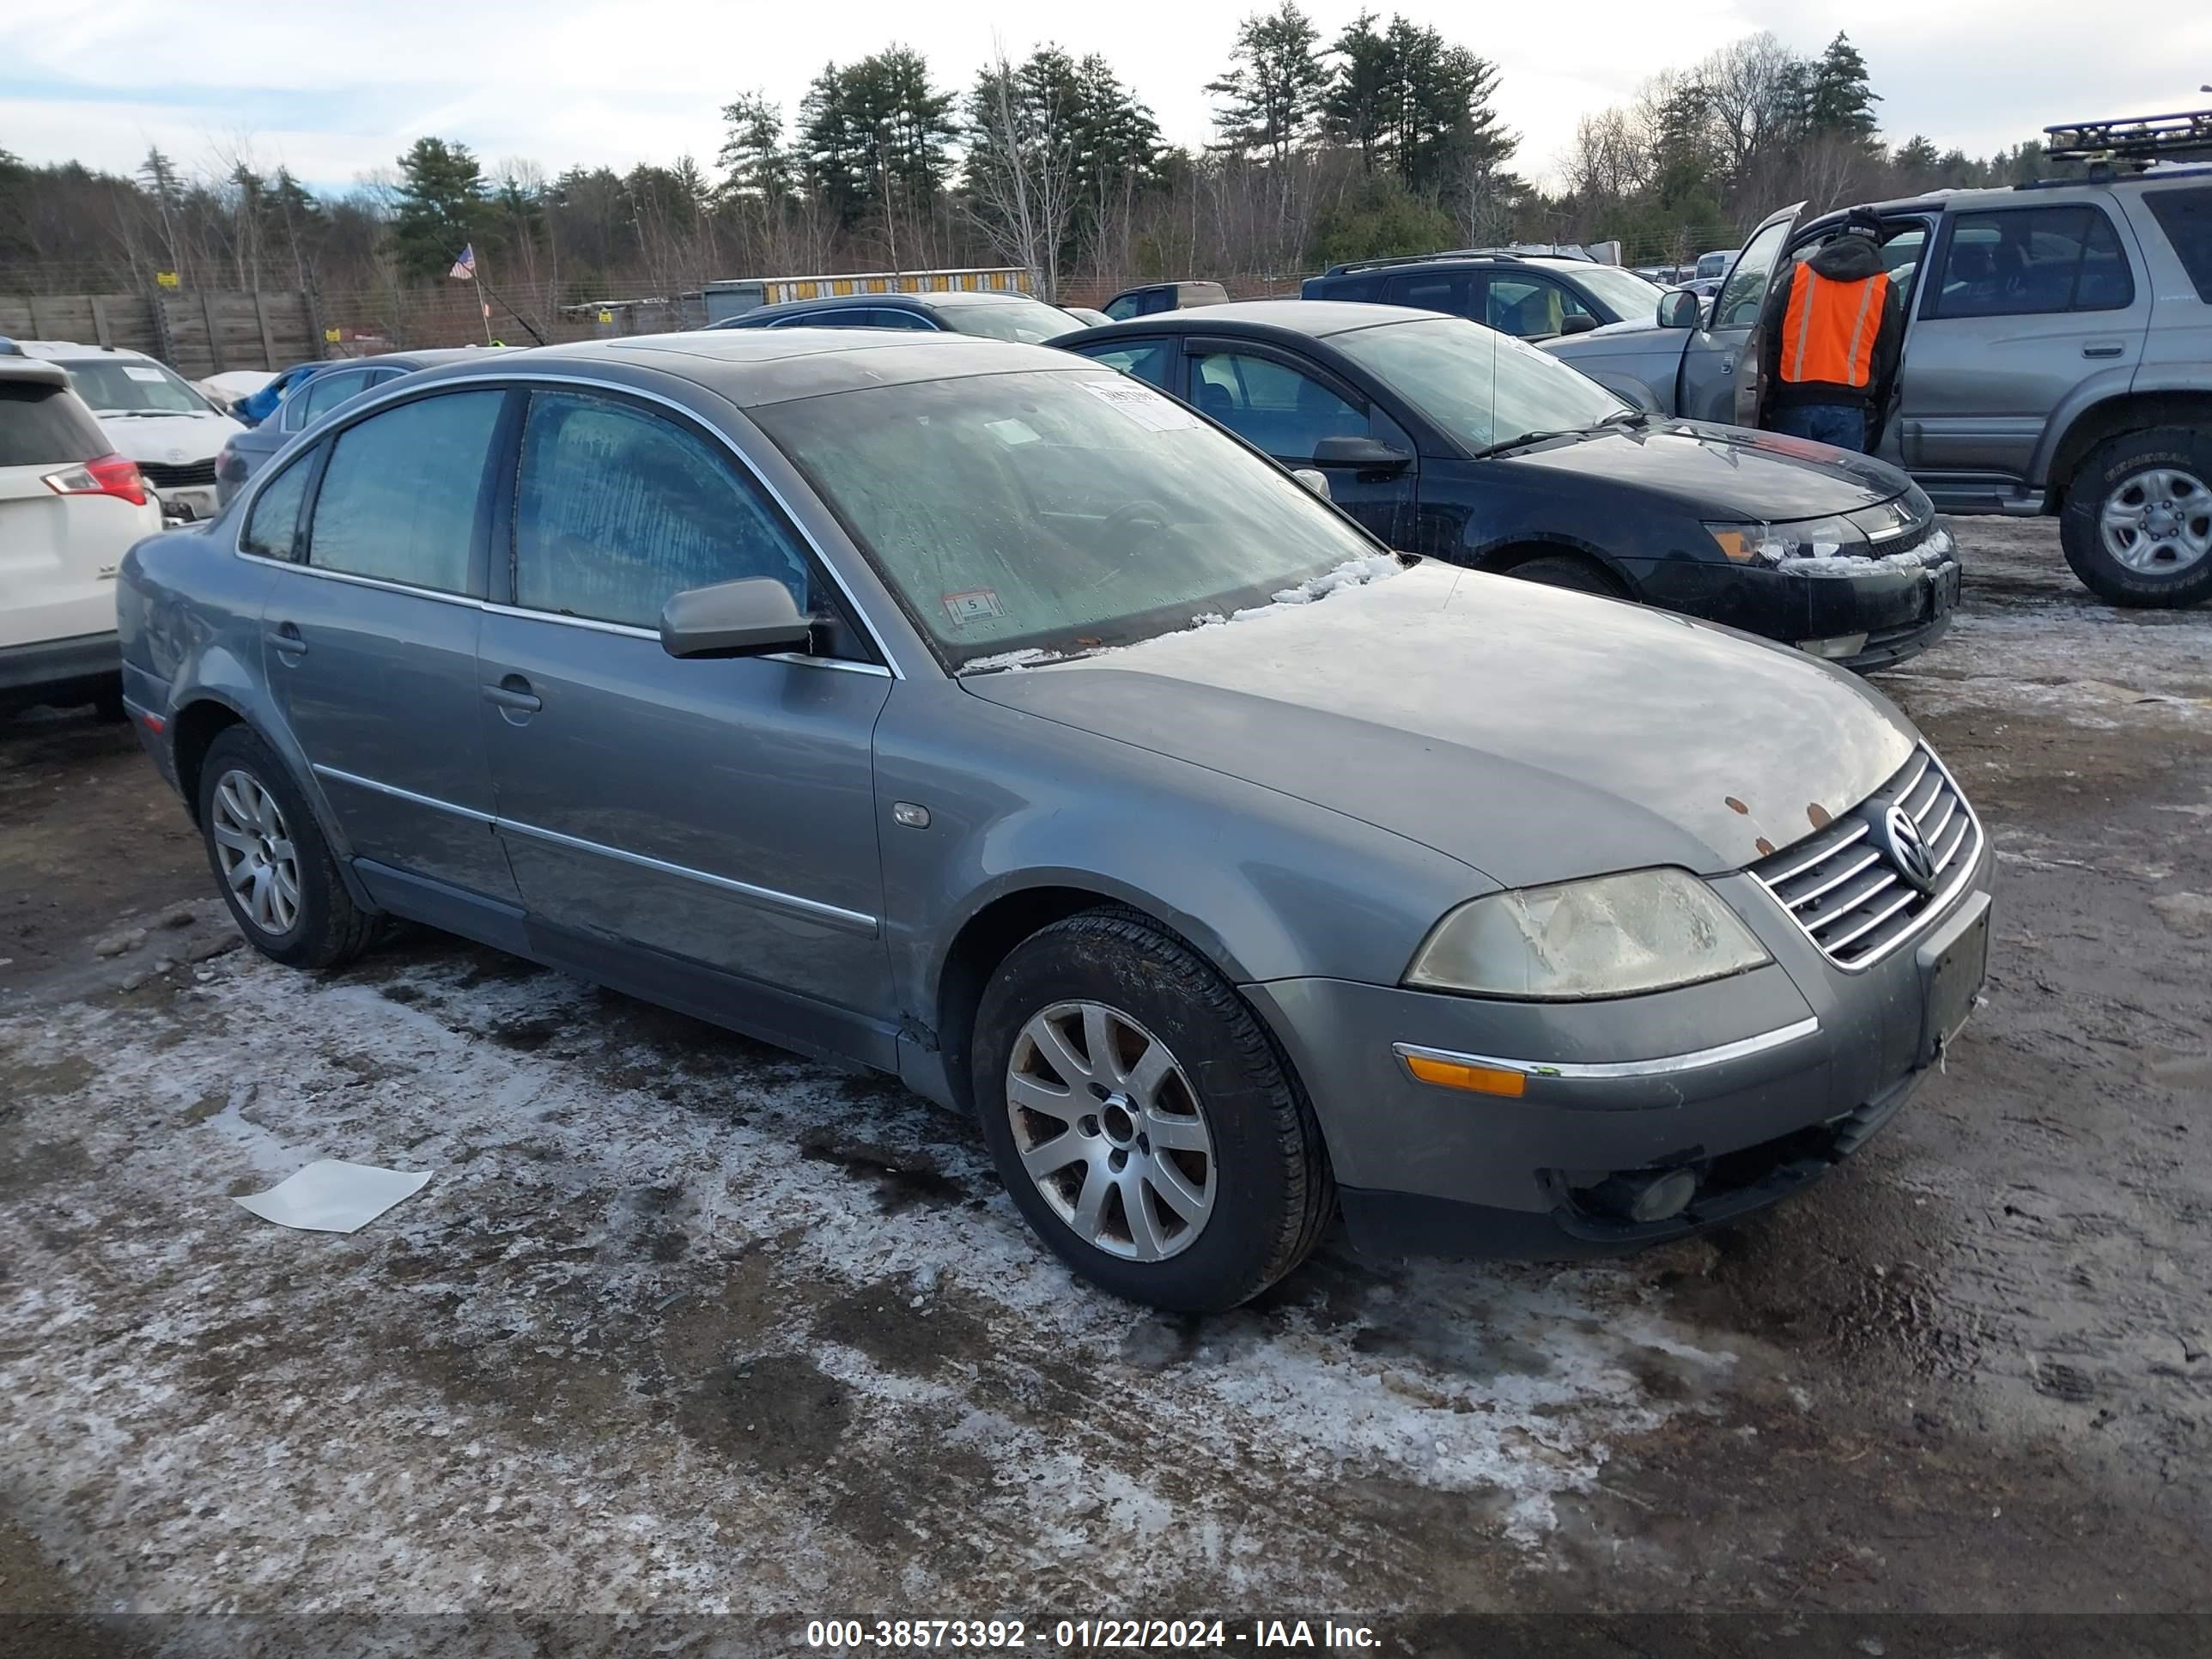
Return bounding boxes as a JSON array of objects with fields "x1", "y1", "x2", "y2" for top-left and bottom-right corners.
[{"x1": 1498, "y1": 420, "x2": 1910, "y2": 522}]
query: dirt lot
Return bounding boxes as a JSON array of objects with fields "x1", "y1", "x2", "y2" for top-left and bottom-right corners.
[{"x1": 3, "y1": 522, "x2": 2209, "y2": 1654}]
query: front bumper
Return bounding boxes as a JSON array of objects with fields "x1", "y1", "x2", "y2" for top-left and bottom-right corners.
[
  {"x1": 151, "y1": 482, "x2": 222, "y2": 524},
  {"x1": 1243, "y1": 840, "x2": 1994, "y2": 1261}
]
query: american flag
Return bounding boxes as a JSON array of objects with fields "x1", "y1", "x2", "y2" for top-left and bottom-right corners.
[{"x1": 448, "y1": 245, "x2": 477, "y2": 281}]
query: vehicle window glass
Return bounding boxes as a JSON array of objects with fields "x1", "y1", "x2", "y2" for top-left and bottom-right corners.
[
  {"x1": 1483, "y1": 277, "x2": 1589, "y2": 337},
  {"x1": 0, "y1": 381, "x2": 106, "y2": 465},
  {"x1": 1103, "y1": 295, "x2": 1140, "y2": 321},
  {"x1": 933, "y1": 296, "x2": 1076, "y2": 343},
  {"x1": 1139, "y1": 290, "x2": 1174, "y2": 315},
  {"x1": 1384, "y1": 273, "x2": 1468, "y2": 315},
  {"x1": 1189, "y1": 350, "x2": 1365, "y2": 460},
  {"x1": 1878, "y1": 224, "x2": 1928, "y2": 300},
  {"x1": 1334, "y1": 315, "x2": 1623, "y2": 453},
  {"x1": 750, "y1": 368, "x2": 1382, "y2": 667},
  {"x1": 55, "y1": 358, "x2": 207, "y2": 416},
  {"x1": 1934, "y1": 207, "x2": 2135, "y2": 317},
  {"x1": 513, "y1": 392, "x2": 809, "y2": 629},
  {"x1": 1562, "y1": 264, "x2": 1666, "y2": 319},
  {"x1": 240, "y1": 452, "x2": 313, "y2": 561},
  {"x1": 2145, "y1": 185, "x2": 2212, "y2": 303},
  {"x1": 871, "y1": 308, "x2": 937, "y2": 331},
  {"x1": 1716, "y1": 218, "x2": 1795, "y2": 328},
  {"x1": 305, "y1": 391, "x2": 501, "y2": 592},
  {"x1": 1078, "y1": 340, "x2": 1175, "y2": 389},
  {"x1": 300, "y1": 370, "x2": 370, "y2": 423}
]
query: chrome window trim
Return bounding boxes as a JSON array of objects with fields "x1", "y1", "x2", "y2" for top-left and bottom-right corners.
[
  {"x1": 228, "y1": 368, "x2": 908, "y2": 678},
  {"x1": 478, "y1": 601, "x2": 892, "y2": 675},
  {"x1": 1393, "y1": 1016, "x2": 1820, "y2": 1085},
  {"x1": 494, "y1": 816, "x2": 878, "y2": 935},
  {"x1": 311, "y1": 763, "x2": 492, "y2": 825},
  {"x1": 238, "y1": 550, "x2": 482, "y2": 608}
]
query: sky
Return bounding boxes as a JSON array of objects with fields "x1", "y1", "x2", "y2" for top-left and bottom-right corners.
[{"x1": 3, "y1": 0, "x2": 2205, "y2": 196}]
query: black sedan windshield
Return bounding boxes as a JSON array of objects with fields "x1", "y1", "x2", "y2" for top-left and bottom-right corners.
[
  {"x1": 754, "y1": 369, "x2": 1384, "y2": 666},
  {"x1": 1333, "y1": 317, "x2": 1625, "y2": 455}
]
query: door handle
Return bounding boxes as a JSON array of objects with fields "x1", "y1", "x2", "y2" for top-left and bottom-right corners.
[
  {"x1": 2081, "y1": 342, "x2": 2125, "y2": 358},
  {"x1": 481, "y1": 677, "x2": 542, "y2": 714},
  {"x1": 264, "y1": 623, "x2": 306, "y2": 658}
]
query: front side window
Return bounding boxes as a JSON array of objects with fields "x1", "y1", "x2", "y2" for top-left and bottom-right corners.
[
  {"x1": 1716, "y1": 216, "x2": 1796, "y2": 329},
  {"x1": 305, "y1": 390, "x2": 502, "y2": 592},
  {"x1": 1482, "y1": 277, "x2": 1593, "y2": 337},
  {"x1": 750, "y1": 368, "x2": 1382, "y2": 666},
  {"x1": 1076, "y1": 339, "x2": 1175, "y2": 389},
  {"x1": 1561, "y1": 264, "x2": 1667, "y2": 322},
  {"x1": 58, "y1": 358, "x2": 209, "y2": 416},
  {"x1": 1933, "y1": 207, "x2": 2136, "y2": 318},
  {"x1": 512, "y1": 392, "x2": 809, "y2": 629},
  {"x1": 1332, "y1": 315, "x2": 1625, "y2": 455},
  {"x1": 240, "y1": 453, "x2": 313, "y2": 561},
  {"x1": 1103, "y1": 294, "x2": 1141, "y2": 321},
  {"x1": 1189, "y1": 350, "x2": 1365, "y2": 459},
  {"x1": 295, "y1": 369, "x2": 370, "y2": 428}
]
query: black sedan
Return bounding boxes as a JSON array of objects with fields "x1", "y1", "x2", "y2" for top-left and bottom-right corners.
[{"x1": 1052, "y1": 302, "x2": 1960, "y2": 670}]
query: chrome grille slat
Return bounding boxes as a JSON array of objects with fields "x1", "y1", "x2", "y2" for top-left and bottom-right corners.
[{"x1": 1749, "y1": 744, "x2": 1984, "y2": 970}]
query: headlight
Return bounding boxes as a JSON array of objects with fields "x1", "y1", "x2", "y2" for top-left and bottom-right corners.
[
  {"x1": 1404, "y1": 868, "x2": 1771, "y2": 1000},
  {"x1": 1705, "y1": 514, "x2": 1869, "y2": 564}
]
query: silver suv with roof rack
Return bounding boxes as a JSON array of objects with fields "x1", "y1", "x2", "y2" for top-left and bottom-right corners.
[
  {"x1": 1300, "y1": 248, "x2": 1669, "y2": 343},
  {"x1": 1544, "y1": 109, "x2": 2212, "y2": 608}
]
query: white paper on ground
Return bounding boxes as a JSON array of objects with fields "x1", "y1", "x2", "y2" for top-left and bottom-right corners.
[{"x1": 234, "y1": 1161, "x2": 431, "y2": 1233}]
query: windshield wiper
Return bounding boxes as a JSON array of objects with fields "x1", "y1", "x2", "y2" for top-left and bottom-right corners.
[
  {"x1": 1471, "y1": 409, "x2": 1648, "y2": 459},
  {"x1": 1595, "y1": 407, "x2": 1650, "y2": 428}
]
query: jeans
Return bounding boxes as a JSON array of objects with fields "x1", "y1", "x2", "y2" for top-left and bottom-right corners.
[{"x1": 1770, "y1": 402, "x2": 1870, "y2": 452}]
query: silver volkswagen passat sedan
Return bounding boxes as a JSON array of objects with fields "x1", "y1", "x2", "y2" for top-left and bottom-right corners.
[{"x1": 115, "y1": 330, "x2": 1992, "y2": 1312}]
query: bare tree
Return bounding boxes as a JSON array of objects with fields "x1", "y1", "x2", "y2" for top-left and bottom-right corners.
[{"x1": 963, "y1": 42, "x2": 1079, "y2": 299}]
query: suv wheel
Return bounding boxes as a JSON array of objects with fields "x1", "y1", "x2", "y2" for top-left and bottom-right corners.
[
  {"x1": 2060, "y1": 427, "x2": 2212, "y2": 608},
  {"x1": 196, "y1": 726, "x2": 377, "y2": 970},
  {"x1": 972, "y1": 909, "x2": 1334, "y2": 1312}
]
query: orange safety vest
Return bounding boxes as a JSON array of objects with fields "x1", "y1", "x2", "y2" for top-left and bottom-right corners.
[{"x1": 1778, "y1": 263, "x2": 1889, "y2": 388}]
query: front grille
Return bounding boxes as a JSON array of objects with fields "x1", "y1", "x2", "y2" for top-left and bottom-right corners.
[
  {"x1": 138, "y1": 459, "x2": 217, "y2": 488},
  {"x1": 1752, "y1": 745, "x2": 1980, "y2": 969}
]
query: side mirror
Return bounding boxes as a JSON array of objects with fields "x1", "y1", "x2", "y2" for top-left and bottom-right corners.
[
  {"x1": 1557, "y1": 313, "x2": 1600, "y2": 336},
  {"x1": 1310, "y1": 434, "x2": 1413, "y2": 473},
  {"x1": 1658, "y1": 289, "x2": 1704, "y2": 329},
  {"x1": 1291, "y1": 467, "x2": 1332, "y2": 501},
  {"x1": 660, "y1": 577, "x2": 815, "y2": 659}
]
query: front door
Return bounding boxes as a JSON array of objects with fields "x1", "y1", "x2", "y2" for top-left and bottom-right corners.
[
  {"x1": 1895, "y1": 202, "x2": 2149, "y2": 499},
  {"x1": 257, "y1": 386, "x2": 519, "y2": 902},
  {"x1": 1179, "y1": 341, "x2": 1417, "y2": 545},
  {"x1": 476, "y1": 387, "x2": 893, "y2": 1034},
  {"x1": 1674, "y1": 203, "x2": 1803, "y2": 425}
]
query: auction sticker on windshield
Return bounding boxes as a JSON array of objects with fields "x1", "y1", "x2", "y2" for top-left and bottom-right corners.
[
  {"x1": 1079, "y1": 379, "x2": 1199, "y2": 432},
  {"x1": 124, "y1": 366, "x2": 167, "y2": 382},
  {"x1": 943, "y1": 588, "x2": 1008, "y2": 626}
]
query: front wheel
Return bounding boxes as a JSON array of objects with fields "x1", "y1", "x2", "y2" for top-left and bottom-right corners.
[
  {"x1": 2060, "y1": 428, "x2": 2212, "y2": 608},
  {"x1": 196, "y1": 726, "x2": 376, "y2": 969},
  {"x1": 973, "y1": 910, "x2": 1333, "y2": 1312}
]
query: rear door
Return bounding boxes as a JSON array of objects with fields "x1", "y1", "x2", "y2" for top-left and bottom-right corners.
[
  {"x1": 0, "y1": 377, "x2": 147, "y2": 653},
  {"x1": 1672, "y1": 203, "x2": 1802, "y2": 424},
  {"x1": 1898, "y1": 201, "x2": 2149, "y2": 495},
  {"x1": 256, "y1": 386, "x2": 520, "y2": 902}
]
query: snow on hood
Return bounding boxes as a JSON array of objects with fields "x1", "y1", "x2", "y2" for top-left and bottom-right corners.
[{"x1": 95, "y1": 410, "x2": 244, "y2": 465}]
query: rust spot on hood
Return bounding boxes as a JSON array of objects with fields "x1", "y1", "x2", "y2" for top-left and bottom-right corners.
[
  {"x1": 1808, "y1": 803, "x2": 1832, "y2": 830},
  {"x1": 1725, "y1": 796, "x2": 1749, "y2": 815},
  {"x1": 1755, "y1": 836, "x2": 1777, "y2": 856}
]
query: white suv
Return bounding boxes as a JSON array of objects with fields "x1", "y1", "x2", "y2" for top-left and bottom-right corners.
[
  {"x1": 11, "y1": 340, "x2": 243, "y2": 525},
  {"x1": 0, "y1": 357, "x2": 162, "y2": 715}
]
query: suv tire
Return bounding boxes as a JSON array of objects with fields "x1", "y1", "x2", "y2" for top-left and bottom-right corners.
[
  {"x1": 2060, "y1": 427, "x2": 2212, "y2": 608},
  {"x1": 196, "y1": 726, "x2": 377, "y2": 970},
  {"x1": 972, "y1": 909, "x2": 1334, "y2": 1312}
]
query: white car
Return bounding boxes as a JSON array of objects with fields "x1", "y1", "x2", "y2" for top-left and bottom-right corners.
[
  {"x1": 12, "y1": 340, "x2": 243, "y2": 525},
  {"x1": 0, "y1": 357, "x2": 162, "y2": 714}
]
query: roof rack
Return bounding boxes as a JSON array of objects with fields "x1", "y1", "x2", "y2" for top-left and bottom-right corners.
[
  {"x1": 1319, "y1": 244, "x2": 1596, "y2": 279},
  {"x1": 2042, "y1": 108, "x2": 2212, "y2": 167}
]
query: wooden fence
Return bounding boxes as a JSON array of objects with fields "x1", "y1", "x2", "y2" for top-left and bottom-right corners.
[{"x1": 0, "y1": 289, "x2": 322, "y2": 378}]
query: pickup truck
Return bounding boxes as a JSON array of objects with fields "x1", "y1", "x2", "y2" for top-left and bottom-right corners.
[{"x1": 1545, "y1": 167, "x2": 2212, "y2": 607}]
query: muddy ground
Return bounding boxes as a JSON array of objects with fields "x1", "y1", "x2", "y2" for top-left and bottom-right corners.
[{"x1": 2, "y1": 522, "x2": 2208, "y2": 1655}]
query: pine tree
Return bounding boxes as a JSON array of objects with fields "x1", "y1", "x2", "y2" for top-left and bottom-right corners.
[
  {"x1": 1802, "y1": 32, "x2": 1879, "y2": 138},
  {"x1": 717, "y1": 91, "x2": 794, "y2": 211},
  {"x1": 1322, "y1": 11, "x2": 1395, "y2": 174},
  {"x1": 1206, "y1": 2, "x2": 1328, "y2": 166},
  {"x1": 391, "y1": 137, "x2": 492, "y2": 278}
]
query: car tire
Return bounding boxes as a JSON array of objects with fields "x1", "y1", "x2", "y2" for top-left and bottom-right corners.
[
  {"x1": 1505, "y1": 554, "x2": 1624, "y2": 598},
  {"x1": 2060, "y1": 427, "x2": 2212, "y2": 608},
  {"x1": 196, "y1": 726, "x2": 376, "y2": 970},
  {"x1": 972, "y1": 908, "x2": 1334, "y2": 1313}
]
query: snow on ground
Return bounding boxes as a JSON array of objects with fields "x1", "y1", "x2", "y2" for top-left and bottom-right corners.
[{"x1": 1, "y1": 943, "x2": 1743, "y2": 1626}]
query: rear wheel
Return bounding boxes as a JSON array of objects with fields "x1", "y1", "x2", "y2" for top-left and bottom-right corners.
[
  {"x1": 196, "y1": 726, "x2": 376, "y2": 969},
  {"x1": 1503, "y1": 553, "x2": 1625, "y2": 598},
  {"x1": 2060, "y1": 427, "x2": 2212, "y2": 608},
  {"x1": 972, "y1": 909, "x2": 1333, "y2": 1312}
]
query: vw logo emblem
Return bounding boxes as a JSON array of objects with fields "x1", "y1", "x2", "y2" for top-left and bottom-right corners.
[{"x1": 1874, "y1": 803, "x2": 1938, "y2": 894}]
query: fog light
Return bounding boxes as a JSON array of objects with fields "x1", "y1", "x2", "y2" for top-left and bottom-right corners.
[
  {"x1": 1797, "y1": 632, "x2": 1869, "y2": 660},
  {"x1": 1589, "y1": 1167, "x2": 1699, "y2": 1224}
]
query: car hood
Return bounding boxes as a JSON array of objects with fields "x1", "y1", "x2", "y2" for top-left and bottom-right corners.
[
  {"x1": 96, "y1": 412, "x2": 244, "y2": 464},
  {"x1": 1497, "y1": 421, "x2": 1909, "y2": 521},
  {"x1": 960, "y1": 561, "x2": 1917, "y2": 889}
]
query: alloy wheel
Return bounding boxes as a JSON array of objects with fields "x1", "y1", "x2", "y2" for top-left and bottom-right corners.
[
  {"x1": 1005, "y1": 1000, "x2": 1217, "y2": 1262},
  {"x1": 210, "y1": 769, "x2": 301, "y2": 935},
  {"x1": 2100, "y1": 467, "x2": 2212, "y2": 574}
]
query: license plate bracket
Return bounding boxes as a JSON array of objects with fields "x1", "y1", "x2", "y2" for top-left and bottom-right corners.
[{"x1": 1917, "y1": 891, "x2": 1990, "y2": 1063}]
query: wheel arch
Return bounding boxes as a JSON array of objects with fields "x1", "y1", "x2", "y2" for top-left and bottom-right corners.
[
  {"x1": 1474, "y1": 539, "x2": 1632, "y2": 595},
  {"x1": 2043, "y1": 392, "x2": 2212, "y2": 510}
]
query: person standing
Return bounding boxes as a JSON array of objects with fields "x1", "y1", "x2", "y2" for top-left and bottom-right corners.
[{"x1": 1756, "y1": 207, "x2": 1905, "y2": 453}]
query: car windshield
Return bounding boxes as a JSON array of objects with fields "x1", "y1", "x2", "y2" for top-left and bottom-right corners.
[
  {"x1": 58, "y1": 358, "x2": 213, "y2": 416},
  {"x1": 1565, "y1": 264, "x2": 1667, "y2": 318},
  {"x1": 933, "y1": 297, "x2": 1085, "y2": 343},
  {"x1": 1331, "y1": 316, "x2": 1626, "y2": 454},
  {"x1": 752, "y1": 368, "x2": 1384, "y2": 668}
]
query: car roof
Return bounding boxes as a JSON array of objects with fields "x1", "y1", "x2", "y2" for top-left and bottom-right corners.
[
  {"x1": 0, "y1": 357, "x2": 71, "y2": 388},
  {"x1": 1055, "y1": 299, "x2": 1437, "y2": 344},
  {"x1": 11, "y1": 339, "x2": 159, "y2": 363},
  {"x1": 398, "y1": 327, "x2": 1085, "y2": 409}
]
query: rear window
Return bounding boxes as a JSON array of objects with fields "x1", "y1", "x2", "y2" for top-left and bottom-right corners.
[
  {"x1": 2143, "y1": 185, "x2": 2212, "y2": 304},
  {"x1": 0, "y1": 381, "x2": 106, "y2": 467}
]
